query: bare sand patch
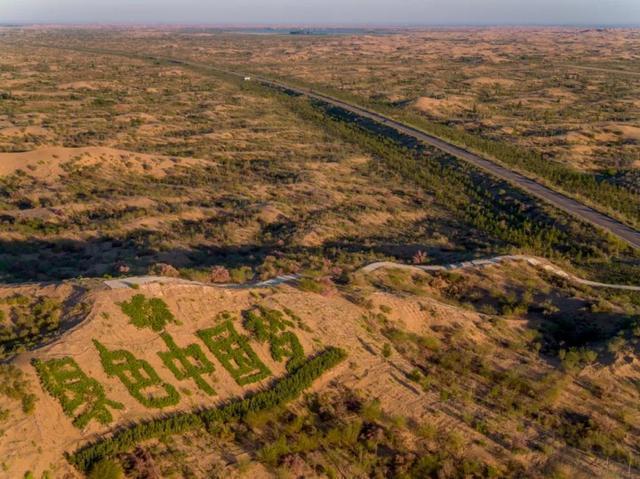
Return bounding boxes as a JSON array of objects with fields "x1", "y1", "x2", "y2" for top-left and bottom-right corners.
[
  {"x1": 0, "y1": 125, "x2": 51, "y2": 138},
  {"x1": 414, "y1": 96, "x2": 467, "y2": 116},
  {"x1": 0, "y1": 146, "x2": 207, "y2": 180}
]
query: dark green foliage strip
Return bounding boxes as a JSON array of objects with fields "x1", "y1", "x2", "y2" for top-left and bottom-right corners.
[
  {"x1": 244, "y1": 306, "x2": 305, "y2": 372},
  {"x1": 32, "y1": 357, "x2": 123, "y2": 429},
  {"x1": 67, "y1": 346, "x2": 347, "y2": 472},
  {"x1": 197, "y1": 316, "x2": 271, "y2": 386},
  {"x1": 119, "y1": 294, "x2": 176, "y2": 332},
  {"x1": 158, "y1": 332, "x2": 217, "y2": 395},
  {"x1": 93, "y1": 340, "x2": 180, "y2": 409}
]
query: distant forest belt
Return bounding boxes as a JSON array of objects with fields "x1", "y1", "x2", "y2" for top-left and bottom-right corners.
[{"x1": 35, "y1": 45, "x2": 640, "y2": 250}]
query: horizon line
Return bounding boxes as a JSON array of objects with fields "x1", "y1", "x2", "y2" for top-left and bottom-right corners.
[{"x1": 2, "y1": 21, "x2": 640, "y2": 29}]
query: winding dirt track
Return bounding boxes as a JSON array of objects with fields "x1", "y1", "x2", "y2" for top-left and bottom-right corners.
[{"x1": 104, "y1": 255, "x2": 640, "y2": 292}]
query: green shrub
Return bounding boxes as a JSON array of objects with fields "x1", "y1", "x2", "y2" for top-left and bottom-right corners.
[
  {"x1": 0, "y1": 364, "x2": 37, "y2": 416},
  {"x1": 119, "y1": 294, "x2": 175, "y2": 332},
  {"x1": 87, "y1": 459, "x2": 124, "y2": 479},
  {"x1": 297, "y1": 277, "x2": 324, "y2": 293},
  {"x1": 32, "y1": 357, "x2": 123, "y2": 428},
  {"x1": 94, "y1": 340, "x2": 180, "y2": 409},
  {"x1": 158, "y1": 332, "x2": 217, "y2": 395},
  {"x1": 243, "y1": 306, "x2": 305, "y2": 372}
]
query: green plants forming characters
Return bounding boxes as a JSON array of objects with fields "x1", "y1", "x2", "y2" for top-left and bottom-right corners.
[
  {"x1": 119, "y1": 294, "x2": 175, "y2": 332},
  {"x1": 93, "y1": 340, "x2": 180, "y2": 409},
  {"x1": 197, "y1": 313, "x2": 271, "y2": 386},
  {"x1": 158, "y1": 332, "x2": 217, "y2": 395},
  {"x1": 68, "y1": 346, "x2": 347, "y2": 472},
  {"x1": 32, "y1": 357, "x2": 123, "y2": 429},
  {"x1": 243, "y1": 306, "x2": 305, "y2": 372}
]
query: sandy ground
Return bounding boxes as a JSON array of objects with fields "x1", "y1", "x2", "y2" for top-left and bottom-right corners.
[{"x1": 0, "y1": 146, "x2": 207, "y2": 180}]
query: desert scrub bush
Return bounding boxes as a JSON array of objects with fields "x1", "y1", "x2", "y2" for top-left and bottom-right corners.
[
  {"x1": 158, "y1": 332, "x2": 217, "y2": 395},
  {"x1": 32, "y1": 357, "x2": 123, "y2": 428},
  {"x1": 229, "y1": 266, "x2": 254, "y2": 283},
  {"x1": 243, "y1": 306, "x2": 305, "y2": 372},
  {"x1": 258, "y1": 420, "x2": 363, "y2": 468},
  {"x1": 557, "y1": 411, "x2": 632, "y2": 463},
  {"x1": 197, "y1": 316, "x2": 271, "y2": 386},
  {"x1": 297, "y1": 277, "x2": 324, "y2": 294},
  {"x1": 0, "y1": 364, "x2": 37, "y2": 416},
  {"x1": 0, "y1": 295, "x2": 62, "y2": 356},
  {"x1": 87, "y1": 458, "x2": 124, "y2": 479},
  {"x1": 558, "y1": 347, "x2": 598, "y2": 372},
  {"x1": 119, "y1": 294, "x2": 175, "y2": 332},
  {"x1": 68, "y1": 347, "x2": 347, "y2": 472},
  {"x1": 93, "y1": 340, "x2": 180, "y2": 408}
]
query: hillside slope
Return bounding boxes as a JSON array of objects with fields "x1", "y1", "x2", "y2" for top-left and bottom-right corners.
[{"x1": 1, "y1": 260, "x2": 639, "y2": 478}]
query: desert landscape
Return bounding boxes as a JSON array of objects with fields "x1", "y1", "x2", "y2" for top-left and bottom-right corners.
[{"x1": 1, "y1": 19, "x2": 640, "y2": 479}]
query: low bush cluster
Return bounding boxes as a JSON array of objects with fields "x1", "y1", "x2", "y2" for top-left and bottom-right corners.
[
  {"x1": 243, "y1": 306, "x2": 305, "y2": 372},
  {"x1": 119, "y1": 294, "x2": 176, "y2": 332},
  {"x1": 157, "y1": 332, "x2": 217, "y2": 395}
]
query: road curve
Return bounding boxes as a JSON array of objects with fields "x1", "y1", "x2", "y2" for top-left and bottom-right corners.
[{"x1": 104, "y1": 255, "x2": 640, "y2": 292}]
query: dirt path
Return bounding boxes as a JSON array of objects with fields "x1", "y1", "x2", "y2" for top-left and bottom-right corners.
[{"x1": 104, "y1": 255, "x2": 640, "y2": 292}]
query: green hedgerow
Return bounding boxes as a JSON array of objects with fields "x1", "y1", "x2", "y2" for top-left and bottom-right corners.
[
  {"x1": 243, "y1": 306, "x2": 305, "y2": 372},
  {"x1": 32, "y1": 357, "x2": 123, "y2": 429},
  {"x1": 94, "y1": 340, "x2": 180, "y2": 409},
  {"x1": 197, "y1": 317, "x2": 271, "y2": 386}
]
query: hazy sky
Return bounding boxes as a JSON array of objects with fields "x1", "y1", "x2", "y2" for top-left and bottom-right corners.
[{"x1": 1, "y1": 0, "x2": 639, "y2": 26}]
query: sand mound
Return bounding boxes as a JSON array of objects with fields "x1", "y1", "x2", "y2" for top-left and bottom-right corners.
[
  {"x1": 414, "y1": 96, "x2": 467, "y2": 116},
  {"x1": 0, "y1": 146, "x2": 206, "y2": 180}
]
